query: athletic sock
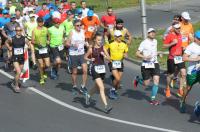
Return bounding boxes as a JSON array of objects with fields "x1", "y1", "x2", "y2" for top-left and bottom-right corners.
[{"x1": 151, "y1": 84, "x2": 158, "y2": 99}]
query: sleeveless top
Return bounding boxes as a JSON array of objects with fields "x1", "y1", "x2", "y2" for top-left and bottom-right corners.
[
  {"x1": 12, "y1": 36, "x2": 25, "y2": 56},
  {"x1": 69, "y1": 29, "x2": 85, "y2": 56},
  {"x1": 92, "y1": 46, "x2": 104, "y2": 65}
]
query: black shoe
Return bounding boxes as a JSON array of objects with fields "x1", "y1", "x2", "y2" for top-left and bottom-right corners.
[
  {"x1": 80, "y1": 86, "x2": 88, "y2": 95},
  {"x1": 32, "y1": 64, "x2": 38, "y2": 70},
  {"x1": 104, "y1": 105, "x2": 112, "y2": 114},
  {"x1": 72, "y1": 86, "x2": 79, "y2": 96}
]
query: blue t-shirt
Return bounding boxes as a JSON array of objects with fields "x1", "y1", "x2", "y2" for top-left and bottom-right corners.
[{"x1": 0, "y1": 17, "x2": 10, "y2": 28}]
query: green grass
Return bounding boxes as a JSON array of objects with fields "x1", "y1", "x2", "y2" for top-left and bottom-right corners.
[
  {"x1": 128, "y1": 21, "x2": 200, "y2": 69},
  {"x1": 11, "y1": 0, "x2": 168, "y2": 12}
]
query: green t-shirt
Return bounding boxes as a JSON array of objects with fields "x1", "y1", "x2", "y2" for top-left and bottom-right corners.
[
  {"x1": 33, "y1": 27, "x2": 48, "y2": 50},
  {"x1": 25, "y1": 21, "x2": 37, "y2": 39},
  {"x1": 48, "y1": 25, "x2": 65, "y2": 47},
  {"x1": 61, "y1": 19, "x2": 74, "y2": 37}
]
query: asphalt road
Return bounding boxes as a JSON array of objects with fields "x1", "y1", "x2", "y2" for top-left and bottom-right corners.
[{"x1": 0, "y1": 60, "x2": 200, "y2": 132}]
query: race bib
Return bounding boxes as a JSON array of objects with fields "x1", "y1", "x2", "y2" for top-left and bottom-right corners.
[
  {"x1": 174, "y1": 56, "x2": 183, "y2": 64},
  {"x1": 182, "y1": 36, "x2": 188, "y2": 42},
  {"x1": 39, "y1": 48, "x2": 48, "y2": 54},
  {"x1": 88, "y1": 26, "x2": 95, "y2": 32},
  {"x1": 58, "y1": 45, "x2": 64, "y2": 51},
  {"x1": 144, "y1": 62, "x2": 155, "y2": 69},
  {"x1": 14, "y1": 48, "x2": 23, "y2": 55},
  {"x1": 107, "y1": 24, "x2": 114, "y2": 29},
  {"x1": 112, "y1": 61, "x2": 122, "y2": 69},
  {"x1": 95, "y1": 65, "x2": 106, "y2": 74}
]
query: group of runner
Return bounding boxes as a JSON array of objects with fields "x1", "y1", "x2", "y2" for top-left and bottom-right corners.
[
  {"x1": 0, "y1": 0, "x2": 199, "y2": 115},
  {"x1": 134, "y1": 11, "x2": 200, "y2": 116}
]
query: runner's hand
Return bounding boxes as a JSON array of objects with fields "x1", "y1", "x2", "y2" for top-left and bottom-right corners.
[{"x1": 144, "y1": 55, "x2": 152, "y2": 61}]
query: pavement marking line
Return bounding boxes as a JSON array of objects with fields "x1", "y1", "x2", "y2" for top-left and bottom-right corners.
[{"x1": 0, "y1": 69, "x2": 181, "y2": 132}]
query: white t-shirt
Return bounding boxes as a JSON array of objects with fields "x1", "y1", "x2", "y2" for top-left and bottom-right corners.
[
  {"x1": 69, "y1": 29, "x2": 85, "y2": 56},
  {"x1": 138, "y1": 38, "x2": 158, "y2": 66},
  {"x1": 184, "y1": 42, "x2": 200, "y2": 75},
  {"x1": 82, "y1": 8, "x2": 89, "y2": 18}
]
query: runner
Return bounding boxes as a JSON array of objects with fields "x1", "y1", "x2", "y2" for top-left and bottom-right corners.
[
  {"x1": 5, "y1": 26, "x2": 29, "y2": 93},
  {"x1": 37, "y1": 3, "x2": 49, "y2": 18},
  {"x1": 163, "y1": 14, "x2": 181, "y2": 40},
  {"x1": 105, "y1": 30, "x2": 128, "y2": 99},
  {"x1": 180, "y1": 11, "x2": 194, "y2": 50},
  {"x1": 24, "y1": 13, "x2": 38, "y2": 70},
  {"x1": 1, "y1": 14, "x2": 20, "y2": 70},
  {"x1": 32, "y1": 17, "x2": 50, "y2": 85},
  {"x1": 101, "y1": 6, "x2": 116, "y2": 34},
  {"x1": 134, "y1": 28, "x2": 160, "y2": 105},
  {"x1": 48, "y1": 18, "x2": 65, "y2": 80},
  {"x1": 66, "y1": 19, "x2": 88, "y2": 95},
  {"x1": 163, "y1": 22, "x2": 186, "y2": 98},
  {"x1": 62, "y1": 10, "x2": 74, "y2": 38},
  {"x1": 179, "y1": 30, "x2": 200, "y2": 113},
  {"x1": 106, "y1": 18, "x2": 132, "y2": 46},
  {"x1": 84, "y1": 33, "x2": 112, "y2": 113},
  {"x1": 81, "y1": 10, "x2": 100, "y2": 45},
  {"x1": 80, "y1": 0, "x2": 89, "y2": 18}
]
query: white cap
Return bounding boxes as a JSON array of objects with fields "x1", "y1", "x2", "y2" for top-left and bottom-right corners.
[
  {"x1": 147, "y1": 28, "x2": 155, "y2": 33},
  {"x1": 29, "y1": 14, "x2": 36, "y2": 18},
  {"x1": 181, "y1": 11, "x2": 191, "y2": 20},
  {"x1": 114, "y1": 30, "x2": 122, "y2": 37},
  {"x1": 173, "y1": 23, "x2": 181, "y2": 29}
]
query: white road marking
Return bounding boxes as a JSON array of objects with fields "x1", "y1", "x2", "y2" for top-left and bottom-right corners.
[{"x1": 0, "y1": 69, "x2": 181, "y2": 132}]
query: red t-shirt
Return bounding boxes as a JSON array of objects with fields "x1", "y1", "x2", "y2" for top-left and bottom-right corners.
[
  {"x1": 37, "y1": 9, "x2": 50, "y2": 18},
  {"x1": 63, "y1": 4, "x2": 71, "y2": 11},
  {"x1": 60, "y1": 13, "x2": 67, "y2": 23},
  {"x1": 101, "y1": 15, "x2": 116, "y2": 26},
  {"x1": 163, "y1": 33, "x2": 183, "y2": 59}
]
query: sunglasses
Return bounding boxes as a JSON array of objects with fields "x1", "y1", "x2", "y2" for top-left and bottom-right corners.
[
  {"x1": 75, "y1": 24, "x2": 82, "y2": 27},
  {"x1": 16, "y1": 29, "x2": 22, "y2": 32},
  {"x1": 175, "y1": 27, "x2": 181, "y2": 30}
]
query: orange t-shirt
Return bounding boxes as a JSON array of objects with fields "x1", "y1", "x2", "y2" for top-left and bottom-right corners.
[
  {"x1": 180, "y1": 22, "x2": 194, "y2": 48},
  {"x1": 81, "y1": 16, "x2": 100, "y2": 39}
]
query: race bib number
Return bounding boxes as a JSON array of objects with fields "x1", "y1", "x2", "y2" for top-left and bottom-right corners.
[
  {"x1": 95, "y1": 65, "x2": 106, "y2": 74},
  {"x1": 144, "y1": 62, "x2": 155, "y2": 69},
  {"x1": 14, "y1": 48, "x2": 23, "y2": 55},
  {"x1": 39, "y1": 48, "x2": 48, "y2": 54},
  {"x1": 182, "y1": 36, "x2": 188, "y2": 42},
  {"x1": 112, "y1": 61, "x2": 122, "y2": 69},
  {"x1": 88, "y1": 26, "x2": 95, "y2": 32},
  {"x1": 58, "y1": 45, "x2": 64, "y2": 51},
  {"x1": 174, "y1": 56, "x2": 183, "y2": 64}
]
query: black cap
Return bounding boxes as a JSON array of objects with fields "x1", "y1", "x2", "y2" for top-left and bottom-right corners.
[{"x1": 116, "y1": 18, "x2": 124, "y2": 24}]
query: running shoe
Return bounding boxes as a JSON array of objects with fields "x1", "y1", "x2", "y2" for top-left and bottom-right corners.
[
  {"x1": 133, "y1": 76, "x2": 139, "y2": 89},
  {"x1": 43, "y1": 73, "x2": 48, "y2": 79},
  {"x1": 108, "y1": 89, "x2": 118, "y2": 100},
  {"x1": 85, "y1": 93, "x2": 90, "y2": 105},
  {"x1": 50, "y1": 68, "x2": 57, "y2": 80},
  {"x1": 80, "y1": 86, "x2": 88, "y2": 95},
  {"x1": 179, "y1": 101, "x2": 186, "y2": 113},
  {"x1": 32, "y1": 64, "x2": 38, "y2": 70},
  {"x1": 176, "y1": 89, "x2": 184, "y2": 97},
  {"x1": 150, "y1": 100, "x2": 160, "y2": 106},
  {"x1": 11, "y1": 82, "x2": 21, "y2": 93},
  {"x1": 165, "y1": 88, "x2": 171, "y2": 98},
  {"x1": 194, "y1": 101, "x2": 200, "y2": 117},
  {"x1": 39, "y1": 78, "x2": 45, "y2": 85},
  {"x1": 72, "y1": 86, "x2": 79, "y2": 96},
  {"x1": 104, "y1": 105, "x2": 113, "y2": 114}
]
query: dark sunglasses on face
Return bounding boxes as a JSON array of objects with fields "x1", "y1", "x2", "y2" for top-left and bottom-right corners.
[{"x1": 75, "y1": 24, "x2": 82, "y2": 27}]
